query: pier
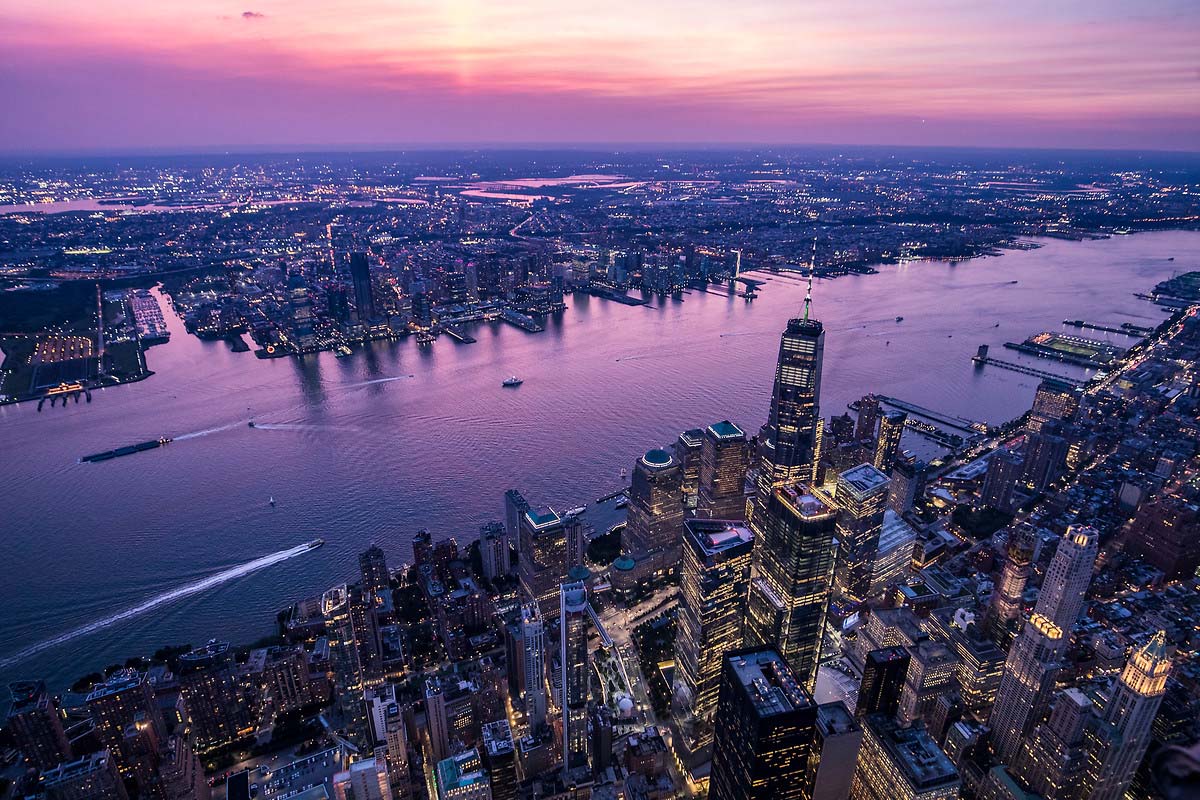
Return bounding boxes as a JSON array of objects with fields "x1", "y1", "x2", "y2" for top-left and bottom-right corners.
[
  {"x1": 1063, "y1": 319, "x2": 1151, "y2": 337},
  {"x1": 876, "y1": 395, "x2": 989, "y2": 434},
  {"x1": 441, "y1": 325, "x2": 476, "y2": 344},
  {"x1": 972, "y1": 350, "x2": 1085, "y2": 386},
  {"x1": 596, "y1": 486, "x2": 630, "y2": 503},
  {"x1": 499, "y1": 308, "x2": 544, "y2": 333}
]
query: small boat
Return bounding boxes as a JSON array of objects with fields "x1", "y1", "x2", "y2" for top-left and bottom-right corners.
[
  {"x1": 502, "y1": 376, "x2": 523, "y2": 387},
  {"x1": 994, "y1": 323, "x2": 1001, "y2": 327},
  {"x1": 309, "y1": 538, "x2": 324, "y2": 549},
  {"x1": 895, "y1": 316, "x2": 904, "y2": 322},
  {"x1": 615, "y1": 498, "x2": 629, "y2": 509},
  {"x1": 269, "y1": 496, "x2": 276, "y2": 507},
  {"x1": 248, "y1": 421, "x2": 256, "y2": 428},
  {"x1": 334, "y1": 345, "x2": 353, "y2": 358},
  {"x1": 1009, "y1": 280, "x2": 1019, "y2": 284}
]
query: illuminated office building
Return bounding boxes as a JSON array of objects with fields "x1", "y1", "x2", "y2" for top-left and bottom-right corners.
[
  {"x1": 42, "y1": 751, "x2": 129, "y2": 800},
  {"x1": 675, "y1": 428, "x2": 705, "y2": 508},
  {"x1": 622, "y1": 447, "x2": 685, "y2": 570},
  {"x1": 849, "y1": 714, "x2": 961, "y2": 800},
  {"x1": 323, "y1": 584, "x2": 382, "y2": 748},
  {"x1": 1086, "y1": 632, "x2": 1174, "y2": 800},
  {"x1": 482, "y1": 720, "x2": 517, "y2": 800},
  {"x1": 708, "y1": 647, "x2": 819, "y2": 800},
  {"x1": 874, "y1": 411, "x2": 906, "y2": 474},
  {"x1": 699, "y1": 421, "x2": 750, "y2": 519},
  {"x1": 832, "y1": 464, "x2": 891, "y2": 607},
  {"x1": 988, "y1": 613, "x2": 1067, "y2": 765},
  {"x1": 559, "y1": 579, "x2": 591, "y2": 772},
  {"x1": 855, "y1": 395, "x2": 880, "y2": 443},
  {"x1": 368, "y1": 684, "x2": 413, "y2": 800},
  {"x1": 754, "y1": 306, "x2": 825, "y2": 507},
  {"x1": 1013, "y1": 687, "x2": 1095, "y2": 799},
  {"x1": 333, "y1": 756, "x2": 393, "y2": 800},
  {"x1": 870, "y1": 511, "x2": 917, "y2": 596},
  {"x1": 897, "y1": 641, "x2": 959, "y2": 727},
  {"x1": 989, "y1": 524, "x2": 1037, "y2": 631},
  {"x1": 745, "y1": 484, "x2": 838, "y2": 691},
  {"x1": 675, "y1": 519, "x2": 755, "y2": 750},
  {"x1": 1034, "y1": 525, "x2": 1099, "y2": 634},
  {"x1": 517, "y1": 505, "x2": 582, "y2": 619},
  {"x1": 435, "y1": 749, "x2": 491, "y2": 800}
]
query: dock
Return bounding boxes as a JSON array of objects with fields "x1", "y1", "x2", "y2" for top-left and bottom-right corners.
[
  {"x1": 596, "y1": 486, "x2": 630, "y2": 503},
  {"x1": 499, "y1": 308, "x2": 544, "y2": 333}
]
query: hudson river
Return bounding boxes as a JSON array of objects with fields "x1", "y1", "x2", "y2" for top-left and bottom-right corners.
[{"x1": 1, "y1": 230, "x2": 1196, "y2": 691}]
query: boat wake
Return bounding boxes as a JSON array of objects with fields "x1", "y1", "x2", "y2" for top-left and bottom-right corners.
[
  {"x1": 0, "y1": 542, "x2": 320, "y2": 670},
  {"x1": 342, "y1": 375, "x2": 415, "y2": 389},
  {"x1": 251, "y1": 422, "x2": 360, "y2": 433},
  {"x1": 174, "y1": 421, "x2": 247, "y2": 441}
]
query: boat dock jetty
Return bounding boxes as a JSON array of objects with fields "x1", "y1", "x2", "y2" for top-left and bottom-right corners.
[
  {"x1": 441, "y1": 325, "x2": 477, "y2": 344},
  {"x1": 1063, "y1": 319, "x2": 1151, "y2": 337},
  {"x1": 972, "y1": 344, "x2": 1086, "y2": 386},
  {"x1": 500, "y1": 308, "x2": 544, "y2": 333}
]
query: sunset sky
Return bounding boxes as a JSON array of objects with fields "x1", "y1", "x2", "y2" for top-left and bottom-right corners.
[{"x1": 1, "y1": 0, "x2": 1197, "y2": 153}]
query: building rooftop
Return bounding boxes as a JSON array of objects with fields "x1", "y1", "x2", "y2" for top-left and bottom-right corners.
[
  {"x1": 525, "y1": 506, "x2": 561, "y2": 529},
  {"x1": 684, "y1": 518, "x2": 755, "y2": 556},
  {"x1": 707, "y1": 420, "x2": 745, "y2": 440},
  {"x1": 678, "y1": 428, "x2": 704, "y2": 448},
  {"x1": 816, "y1": 701, "x2": 860, "y2": 737},
  {"x1": 7, "y1": 680, "x2": 49, "y2": 716},
  {"x1": 436, "y1": 749, "x2": 488, "y2": 793},
  {"x1": 726, "y1": 647, "x2": 813, "y2": 718},
  {"x1": 482, "y1": 719, "x2": 515, "y2": 757},
  {"x1": 838, "y1": 463, "x2": 891, "y2": 498},
  {"x1": 84, "y1": 669, "x2": 145, "y2": 703},
  {"x1": 866, "y1": 714, "x2": 959, "y2": 790},
  {"x1": 777, "y1": 483, "x2": 836, "y2": 520},
  {"x1": 641, "y1": 448, "x2": 675, "y2": 468}
]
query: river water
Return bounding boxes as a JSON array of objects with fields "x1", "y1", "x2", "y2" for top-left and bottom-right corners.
[{"x1": 1, "y1": 230, "x2": 1195, "y2": 691}]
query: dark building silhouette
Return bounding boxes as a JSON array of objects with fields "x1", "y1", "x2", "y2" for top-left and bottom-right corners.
[
  {"x1": 350, "y1": 251, "x2": 377, "y2": 322},
  {"x1": 855, "y1": 647, "x2": 911, "y2": 719}
]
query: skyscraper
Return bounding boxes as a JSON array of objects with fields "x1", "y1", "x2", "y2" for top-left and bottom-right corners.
[
  {"x1": 811, "y1": 702, "x2": 863, "y2": 800},
  {"x1": 675, "y1": 428, "x2": 705, "y2": 508},
  {"x1": 849, "y1": 715, "x2": 961, "y2": 800},
  {"x1": 368, "y1": 685, "x2": 413, "y2": 800},
  {"x1": 988, "y1": 524, "x2": 1037, "y2": 638},
  {"x1": 360, "y1": 544, "x2": 390, "y2": 597},
  {"x1": 323, "y1": 584, "x2": 382, "y2": 748},
  {"x1": 1023, "y1": 424, "x2": 1069, "y2": 492},
  {"x1": 754, "y1": 295, "x2": 825, "y2": 506},
  {"x1": 981, "y1": 449, "x2": 1024, "y2": 513},
  {"x1": 6, "y1": 680, "x2": 71, "y2": 772},
  {"x1": 333, "y1": 756, "x2": 393, "y2": 800},
  {"x1": 744, "y1": 483, "x2": 838, "y2": 691},
  {"x1": 481, "y1": 720, "x2": 517, "y2": 800},
  {"x1": 855, "y1": 647, "x2": 910, "y2": 719},
  {"x1": 1124, "y1": 496, "x2": 1200, "y2": 580},
  {"x1": 699, "y1": 421, "x2": 750, "y2": 519},
  {"x1": 559, "y1": 579, "x2": 591, "y2": 773},
  {"x1": 42, "y1": 750, "x2": 129, "y2": 800},
  {"x1": 177, "y1": 640, "x2": 250, "y2": 753},
  {"x1": 350, "y1": 251, "x2": 378, "y2": 322},
  {"x1": 85, "y1": 670, "x2": 167, "y2": 793},
  {"x1": 521, "y1": 603, "x2": 548, "y2": 734},
  {"x1": 1085, "y1": 632, "x2": 1174, "y2": 800},
  {"x1": 1028, "y1": 378, "x2": 1080, "y2": 433},
  {"x1": 675, "y1": 519, "x2": 755, "y2": 751},
  {"x1": 854, "y1": 395, "x2": 880, "y2": 444},
  {"x1": 1013, "y1": 687, "x2": 1095, "y2": 799},
  {"x1": 479, "y1": 521, "x2": 511, "y2": 581},
  {"x1": 988, "y1": 613, "x2": 1067, "y2": 765},
  {"x1": 832, "y1": 464, "x2": 891, "y2": 607},
  {"x1": 518, "y1": 505, "x2": 582, "y2": 619},
  {"x1": 708, "y1": 647, "x2": 820, "y2": 800},
  {"x1": 897, "y1": 641, "x2": 959, "y2": 727},
  {"x1": 1034, "y1": 525, "x2": 1099, "y2": 634},
  {"x1": 873, "y1": 411, "x2": 906, "y2": 474},
  {"x1": 622, "y1": 447, "x2": 684, "y2": 572}
]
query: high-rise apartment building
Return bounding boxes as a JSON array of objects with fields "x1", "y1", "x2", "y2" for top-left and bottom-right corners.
[
  {"x1": 323, "y1": 584, "x2": 382, "y2": 748},
  {"x1": 988, "y1": 613, "x2": 1068, "y2": 765},
  {"x1": 517, "y1": 505, "x2": 582, "y2": 619},
  {"x1": 6, "y1": 680, "x2": 71, "y2": 771},
  {"x1": 85, "y1": 670, "x2": 167, "y2": 793},
  {"x1": 1028, "y1": 379, "x2": 1080, "y2": 433},
  {"x1": 874, "y1": 411, "x2": 906, "y2": 474},
  {"x1": 360, "y1": 544, "x2": 390, "y2": 597},
  {"x1": 177, "y1": 640, "x2": 250, "y2": 753},
  {"x1": 521, "y1": 603, "x2": 548, "y2": 734}
]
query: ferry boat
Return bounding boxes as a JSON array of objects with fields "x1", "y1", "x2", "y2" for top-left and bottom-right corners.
[
  {"x1": 334, "y1": 345, "x2": 353, "y2": 358},
  {"x1": 502, "y1": 376, "x2": 523, "y2": 387}
]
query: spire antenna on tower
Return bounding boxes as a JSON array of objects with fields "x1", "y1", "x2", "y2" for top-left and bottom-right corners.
[{"x1": 803, "y1": 238, "x2": 816, "y2": 321}]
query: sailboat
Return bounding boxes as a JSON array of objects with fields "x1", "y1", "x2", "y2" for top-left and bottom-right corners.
[{"x1": 269, "y1": 496, "x2": 276, "y2": 507}]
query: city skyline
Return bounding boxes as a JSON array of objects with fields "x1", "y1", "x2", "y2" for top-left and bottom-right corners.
[{"x1": 2, "y1": 1, "x2": 1199, "y2": 153}]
